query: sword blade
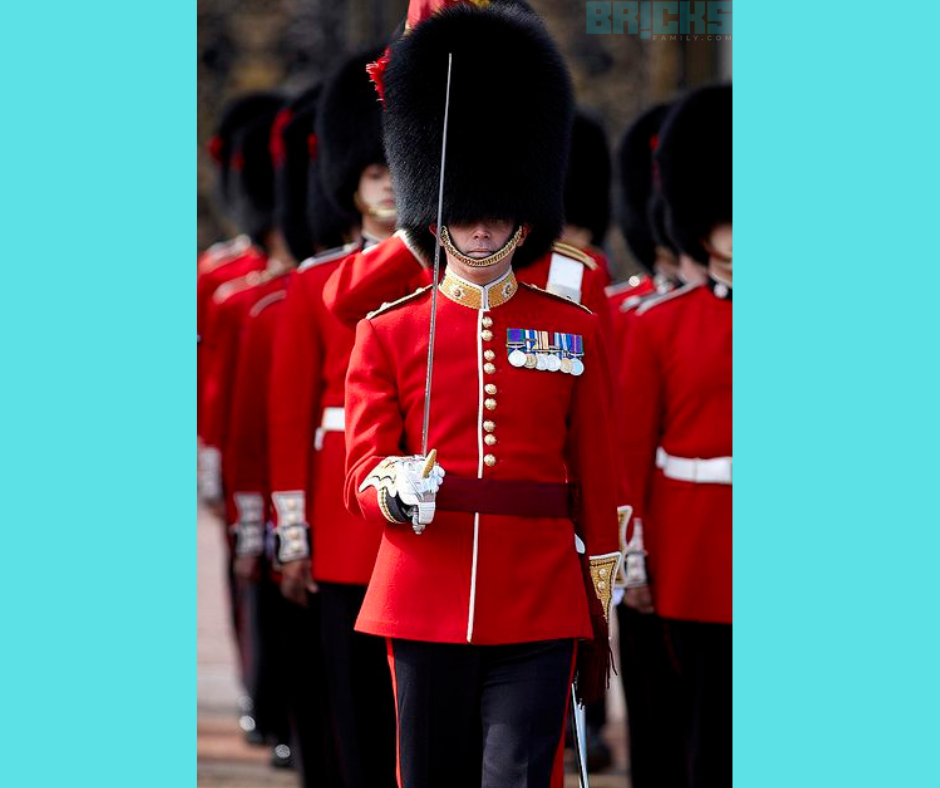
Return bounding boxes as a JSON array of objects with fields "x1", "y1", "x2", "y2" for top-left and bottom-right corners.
[
  {"x1": 420, "y1": 52, "x2": 453, "y2": 457},
  {"x1": 570, "y1": 685, "x2": 591, "y2": 788}
]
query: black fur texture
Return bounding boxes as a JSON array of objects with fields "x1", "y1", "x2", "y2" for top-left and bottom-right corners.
[
  {"x1": 617, "y1": 103, "x2": 669, "y2": 273},
  {"x1": 564, "y1": 110, "x2": 612, "y2": 248},
  {"x1": 655, "y1": 84, "x2": 732, "y2": 264},
  {"x1": 317, "y1": 47, "x2": 387, "y2": 217},
  {"x1": 382, "y1": 3, "x2": 574, "y2": 267},
  {"x1": 646, "y1": 191, "x2": 675, "y2": 258},
  {"x1": 229, "y1": 101, "x2": 283, "y2": 247},
  {"x1": 214, "y1": 92, "x2": 283, "y2": 214},
  {"x1": 274, "y1": 85, "x2": 322, "y2": 262},
  {"x1": 307, "y1": 151, "x2": 354, "y2": 252}
]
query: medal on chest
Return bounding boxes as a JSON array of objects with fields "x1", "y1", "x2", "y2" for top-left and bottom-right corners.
[
  {"x1": 507, "y1": 328, "x2": 527, "y2": 368},
  {"x1": 508, "y1": 328, "x2": 585, "y2": 375}
]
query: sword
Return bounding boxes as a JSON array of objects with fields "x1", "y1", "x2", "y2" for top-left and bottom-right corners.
[
  {"x1": 570, "y1": 685, "x2": 590, "y2": 788},
  {"x1": 419, "y1": 51, "x2": 453, "y2": 458},
  {"x1": 413, "y1": 52, "x2": 453, "y2": 534}
]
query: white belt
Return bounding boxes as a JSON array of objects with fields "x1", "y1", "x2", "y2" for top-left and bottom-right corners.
[
  {"x1": 656, "y1": 447, "x2": 732, "y2": 485},
  {"x1": 314, "y1": 407, "x2": 345, "y2": 451}
]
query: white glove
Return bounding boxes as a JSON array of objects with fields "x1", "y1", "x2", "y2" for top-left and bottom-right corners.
[{"x1": 395, "y1": 455, "x2": 446, "y2": 529}]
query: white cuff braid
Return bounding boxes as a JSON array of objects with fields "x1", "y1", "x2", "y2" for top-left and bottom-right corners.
[
  {"x1": 272, "y1": 491, "x2": 310, "y2": 563},
  {"x1": 233, "y1": 493, "x2": 265, "y2": 557}
]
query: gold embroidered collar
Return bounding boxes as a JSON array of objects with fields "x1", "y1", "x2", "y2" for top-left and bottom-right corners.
[{"x1": 439, "y1": 268, "x2": 518, "y2": 310}]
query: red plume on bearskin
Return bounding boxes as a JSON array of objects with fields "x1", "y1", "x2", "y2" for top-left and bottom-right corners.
[{"x1": 406, "y1": 0, "x2": 492, "y2": 30}]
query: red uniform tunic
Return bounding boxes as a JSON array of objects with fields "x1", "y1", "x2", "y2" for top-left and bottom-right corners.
[
  {"x1": 617, "y1": 281, "x2": 731, "y2": 624},
  {"x1": 267, "y1": 241, "x2": 386, "y2": 585},
  {"x1": 225, "y1": 285, "x2": 291, "y2": 515},
  {"x1": 345, "y1": 269, "x2": 621, "y2": 645},
  {"x1": 197, "y1": 244, "x2": 265, "y2": 439},
  {"x1": 201, "y1": 268, "x2": 287, "y2": 524}
]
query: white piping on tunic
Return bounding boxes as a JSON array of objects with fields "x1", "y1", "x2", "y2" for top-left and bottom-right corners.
[{"x1": 466, "y1": 305, "x2": 487, "y2": 642}]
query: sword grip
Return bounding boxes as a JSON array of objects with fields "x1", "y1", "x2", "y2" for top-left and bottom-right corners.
[{"x1": 420, "y1": 449, "x2": 438, "y2": 478}]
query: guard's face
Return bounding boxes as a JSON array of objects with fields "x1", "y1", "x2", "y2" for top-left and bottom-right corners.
[
  {"x1": 706, "y1": 223, "x2": 733, "y2": 267},
  {"x1": 678, "y1": 254, "x2": 708, "y2": 286},
  {"x1": 356, "y1": 164, "x2": 395, "y2": 214},
  {"x1": 446, "y1": 219, "x2": 516, "y2": 259}
]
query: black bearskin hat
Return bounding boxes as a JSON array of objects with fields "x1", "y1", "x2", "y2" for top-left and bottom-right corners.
[
  {"x1": 317, "y1": 47, "x2": 387, "y2": 217},
  {"x1": 382, "y1": 3, "x2": 574, "y2": 267},
  {"x1": 655, "y1": 84, "x2": 731, "y2": 264},
  {"x1": 646, "y1": 191, "x2": 676, "y2": 259},
  {"x1": 307, "y1": 145, "x2": 352, "y2": 253},
  {"x1": 229, "y1": 99, "x2": 283, "y2": 247},
  {"x1": 564, "y1": 110, "x2": 611, "y2": 248},
  {"x1": 618, "y1": 103, "x2": 669, "y2": 274},
  {"x1": 212, "y1": 92, "x2": 283, "y2": 214},
  {"x1": 273, "y1": 85, "x2": 322, "y2": 263}
]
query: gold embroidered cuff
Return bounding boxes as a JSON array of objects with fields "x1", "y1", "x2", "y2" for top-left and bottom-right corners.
[
  {"x1": 360, "y1": 458, "x2": 409, "y2": 524},
  {"x1": 589, "y1": 552, "x2": 623, "y2": 623},
  {"x1": 614, "y1": 506, "x2": 632, "y2": 587},
  {"x1": 377, "y1": 488, "x2": 400, "y2": 524}
]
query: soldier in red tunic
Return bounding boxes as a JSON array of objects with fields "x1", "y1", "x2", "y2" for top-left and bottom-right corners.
[
  {"x1": 225, "y1": 85, "x2": 349, "y2": 785},
  {"x1": 198, "y1": 93, "x2": 281, "y2": 496},
  {"x1": 610, "y1": 101, "x2": 698, "y2": 788},
  {"x1": 342, "y1": 6, "x2": 621, "y2": 787},
  {"x1": 267, "y1": 48, "x2": 399, "y2": 788},
  {"x1": 618, "y1": 84, "x2": 732, "y2": 788},
  {"x1": 200, "y1": 97, "x2": 311, "y2": 764}
]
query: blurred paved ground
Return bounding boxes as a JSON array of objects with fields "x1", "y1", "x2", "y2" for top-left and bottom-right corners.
[{"x1": 197, "y1": 501, "x2": 632, "y2": 787}]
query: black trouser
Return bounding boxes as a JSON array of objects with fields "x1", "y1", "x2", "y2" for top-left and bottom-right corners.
[
  {"x1": 388, "y1": 638, "x2": 575, "y2": 788},
  {"x1": 617, "y1": 606, "x2": 688, "y2": 788},
  {"x1": 249, "y1": 571, "x2": 292, "y2": 743},
  {"x1": 282, "y1": 590, "x2": 343, "y2": 788},
  {"x1": 664, "y1": 619, "x2": 731, "y2": 788},
  {"x1": 226, "y1": 549, "x2": 250, "y2": 687},
  {"x1": 319, "y1": 583, "x2": 397, "y2": 788}
]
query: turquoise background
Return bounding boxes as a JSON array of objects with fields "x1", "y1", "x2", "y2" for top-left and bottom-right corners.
[
  {"x1": 0, "y1": 1, "x2": 938, "y2": 786},
  {"x1": 0, "y1": 2, "x2": 190, "y2": 786},
  {"x1": 736, "y1": 2, "x2": 940, "y2": 785}
]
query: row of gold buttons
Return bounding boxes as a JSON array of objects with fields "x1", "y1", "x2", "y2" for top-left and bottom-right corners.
[{"x1": 482, "y1": 315, "x2": 496, "y2": 467}]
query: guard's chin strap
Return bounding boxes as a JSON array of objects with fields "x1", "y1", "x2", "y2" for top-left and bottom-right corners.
[
  {"x1": 440, "y1": 225, "x2": 524, "y2": 268},
  {"x1": 354, "y1": 191, "x2": 397, "y2": 222}
]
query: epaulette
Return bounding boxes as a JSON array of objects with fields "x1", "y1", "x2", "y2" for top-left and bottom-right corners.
[
  {"x1": 605, "y1": 275, "x2": 647, "y2": 298},
  {"x1": 550, "y1": 241, "x2": 599, "y2": 271},
  {"x1": 213, "y1": 270, "x2": 265, "y2": 304},
  {"x1": 619, "y1": 293, "x2": 646, "y2": 313},
  {"x1": 249, "y1": 290, "x2": 287, "y2": 318},
  {"x1": 636, "y1": 282, "x2": 698, "y2": 315},
  {"x1": 396, "y1": 228, "x2": 430, "y2": 266},
  {"x1": 299, "y1": 241, "x2": 360, "y2": 271},
  {"x1": 620, "y1": 287, "x2": 665, "y2": 313},
  {"x1": 520, "y1": 282, "x2": 593, "y2": 314},
  {"x1": 199, "y1": 236, "x2": 252, "y2": 274},
  {"x1": 366, "y1": 284, "x2": 434, "y2": 320}
]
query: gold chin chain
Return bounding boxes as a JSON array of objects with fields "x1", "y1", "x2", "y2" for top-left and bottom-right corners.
[{"x1": 440, "y1": 225, "x2": 523, "y2": 268}]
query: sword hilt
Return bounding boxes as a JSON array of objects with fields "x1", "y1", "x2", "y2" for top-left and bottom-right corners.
[{"x1": 420, "y1": 449, "x2": 438, "y2": 478}]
